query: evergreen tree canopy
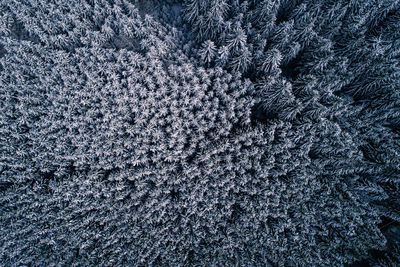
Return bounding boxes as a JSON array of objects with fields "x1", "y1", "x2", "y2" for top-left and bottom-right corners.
[{"x1": 1, "y1": 0, "x2": 399, "y2": 266}]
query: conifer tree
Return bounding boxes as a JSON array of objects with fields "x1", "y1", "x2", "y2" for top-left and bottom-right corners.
[{"x1": 1, "y1": 0, "x2": 399, "y2": 266}]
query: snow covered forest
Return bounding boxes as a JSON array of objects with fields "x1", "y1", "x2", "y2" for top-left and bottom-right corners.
[{"x1": 1, "y1": 0, "x2": 399, "y2": 266}]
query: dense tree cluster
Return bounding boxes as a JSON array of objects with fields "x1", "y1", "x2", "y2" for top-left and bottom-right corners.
[{"x1": 1, "y1": 0, "x2": 399, "y2": 266}]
